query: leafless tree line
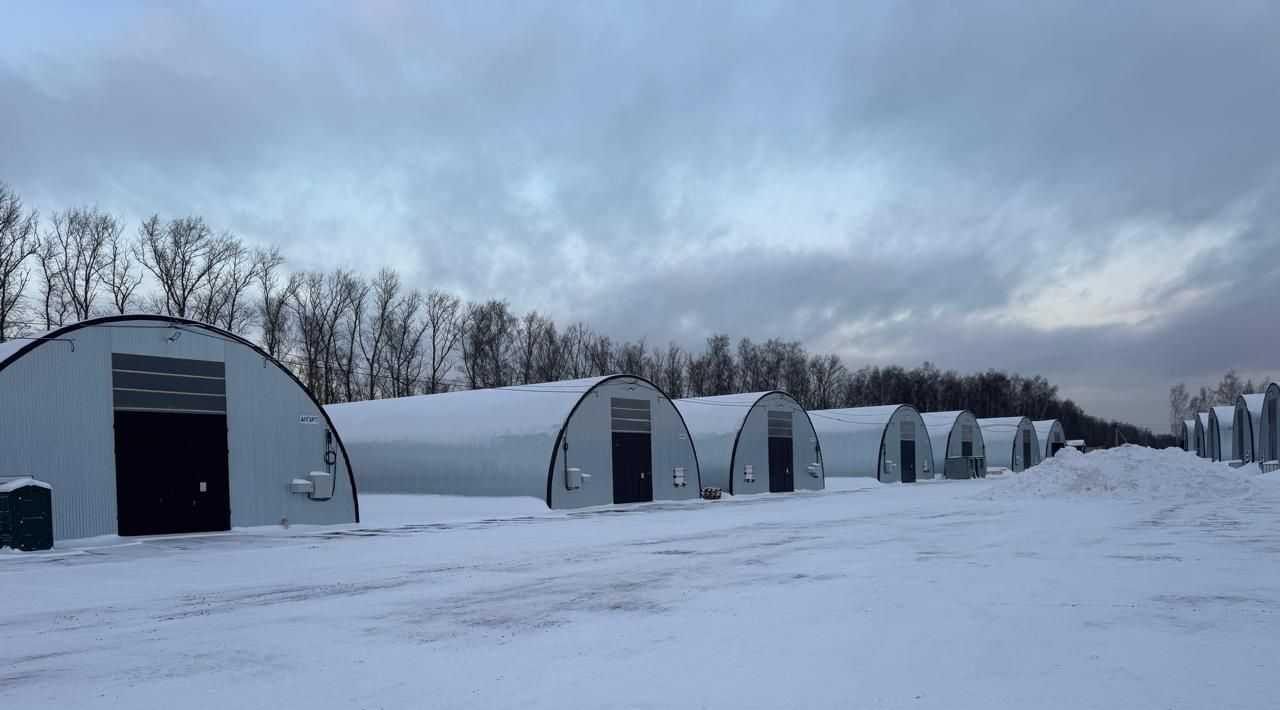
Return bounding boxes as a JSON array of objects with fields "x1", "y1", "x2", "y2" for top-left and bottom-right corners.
[{"x1": 0, "y1": 181, "x2": 1175, "y2": 445}]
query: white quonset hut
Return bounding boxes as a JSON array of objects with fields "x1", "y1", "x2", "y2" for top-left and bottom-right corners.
[
  {"x1": 1195, "y1": 412, "x2": 1211, "y2": 458},
  {"x1": 809, "y1": 405, "x2": 934, "y2": 483},
  {"x1": 1034, "y1": 419, "x2": 1067, "y2": 461},
  {"x1": 0, "y1": 315, "x2": 359, "y2": 542},
  {"x1": 1208, "y1": 405, "x2": 1237, "y2": 462},
  {"x1": 1234, "y1": 394, "x2": 1266, "y2": 464},
  {"x1": 920, "y1": 410, "x2": 986, "y2": 479},
  {"x1": 1180, "y1": 419, "x2": 1196, "y2": 452},
  {"x1": 673, "y1": 392, "x2": 823, "y2": 495},
  {"x1": 977, "y1": 417, "x2": 1040, "y2": 472},
  {"x1": 1258, "y1": 384, "x2": 1280, "y2": 464},
  {"x1": 325, "y1": 375, "x2": 701, "y2": 508}
]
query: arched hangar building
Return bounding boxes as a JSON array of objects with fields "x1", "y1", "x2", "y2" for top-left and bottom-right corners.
[
  {"x1": 0, "y1": 315, "x2": 358, "y2": 542},
  {"x1": 326, "y1": 375, "x2": 701, "y2": 508},
  {"x1": 808, "y1": 405, "x2": 934, "y2": 483},
  {"x1": 674, "y1": 391, "x2": 824, "y2": 495},
  {"x1": 977, "y1": 416, "x2": 1040, "y2": 472},
  {"x1": 920, "y1": 410, "x2": 986, "y2": 479}
]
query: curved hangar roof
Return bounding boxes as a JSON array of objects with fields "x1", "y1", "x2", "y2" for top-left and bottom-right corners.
[
  {"x1": 674, "y1": 391, "x2": 824, "y2": 495},
  {"x1": 808, "y1": 404, "x2": 935, "y2": 483},
  {"x1": 0, "y1": 315, "x2": 359, "y2": 541},
  {"x1": 326, "y1": 375, "x2": 701, "y2": 508},
  {"x1": 920, "y1": 410, "x2": 986, "y2": 479},
  {"x1": 1033, "y1": 419, "x2": 1067, "y2": 460},
  {"x1": 977, "y1": 416, "x2": 1040, "y2": 472}
]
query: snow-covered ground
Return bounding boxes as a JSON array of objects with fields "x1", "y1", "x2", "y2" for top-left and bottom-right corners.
[{"x1": 4, "y1": 447, "x2": 1279, "y2": 709}]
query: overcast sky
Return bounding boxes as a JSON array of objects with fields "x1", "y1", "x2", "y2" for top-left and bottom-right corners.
[{"x1": 3, "y1": 0, "x2": 1277, "y2": 432}]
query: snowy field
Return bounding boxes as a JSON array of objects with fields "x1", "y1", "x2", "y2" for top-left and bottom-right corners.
[{"x1": 4, "y1": 447, "x2": 1279, "y2": 709}]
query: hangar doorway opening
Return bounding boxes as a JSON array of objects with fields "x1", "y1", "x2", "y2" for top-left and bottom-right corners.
[
  {"x1": 767, "y1": 410, "x2": 794, "y2": 492},
  {"x1": 611, "y1": 398, "x2": 654, "y2": 505},
  {"x1": 899, "y1": 420, "x2": 917, "y2": 483},
  {"x1": 111, "y1": 354, "x2": 231, "y2": 536}
]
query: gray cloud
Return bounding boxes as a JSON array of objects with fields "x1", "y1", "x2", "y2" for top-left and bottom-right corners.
[{"x1": 1, "y1": 0, "x2": 1277, "y2": 431}]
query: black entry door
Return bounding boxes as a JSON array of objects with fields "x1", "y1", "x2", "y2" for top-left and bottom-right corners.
[
  {"x1": 611, "y1": 432, "x2": 653, "y2": 505},
  {"x1": 899, "y1": 440, "x2": 917, "y2": 483},
  {"x1": 768, "y1": 437, "x2": 794, "y2": 493},
  {"x1": 1022, "y1": 435, "x2": 1033, "y2": 470},
  {"x1": 114, "y1": 410, "x2": 231, "y2": 536}
]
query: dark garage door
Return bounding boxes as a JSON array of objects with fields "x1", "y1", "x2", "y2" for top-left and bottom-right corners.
[
  {"x1": 112, "y1": 353, "x2": 231, "y2": 536},
  {"x1": 611, "y1": 398, "x2": 654, "y2": 505}
]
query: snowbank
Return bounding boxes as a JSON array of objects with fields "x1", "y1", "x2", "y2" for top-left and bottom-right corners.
[{"x1": 976, "y1": 445, "x2": 1259, "y2": 501}]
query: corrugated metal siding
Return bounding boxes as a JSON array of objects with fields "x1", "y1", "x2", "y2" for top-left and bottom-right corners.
[
  {"x1": 675, "y1": 392, "x2": 823, "y2": 495},
  {"x1": 550, "y1": 378, "x2": 700, "y2": 507},
  {"x1": 1033, "y1": 420, "x2": 1066, "y2": 461},
  {"x1": 327, "y1": 375, "x2": 700, "y2": 509},
  {"x1": 1209, "y1": 406, "x2": 1236, "y2": 462},
  {"x1": 0, "y1": 318, "x2": 356, "y2": 541},
  {"x1": 921, "y1": 411, "x2": 985, "y2": 478},
  {"x1": 977, "y1": 417, "x2": 1038, "y2": 471},
  {"x1": 1259, "y1": 386, "x2": 1280, "y2": 462},
  {"x1": 1234, "y1": 394, "x2": 1265, "y2": 463},
  {"x1": 1195, "y1": 413, "x2": 1211, "y2": 458},
  {"x1": 809, "y1": 405, "x2": 934, "y2": 483}
]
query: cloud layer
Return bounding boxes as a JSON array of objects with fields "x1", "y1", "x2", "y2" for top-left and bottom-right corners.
[{"x1": 2, "y1": 0, "x2": 1277, "y2": 430}]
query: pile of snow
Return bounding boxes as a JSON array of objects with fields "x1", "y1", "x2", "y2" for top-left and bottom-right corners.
[{"x1": 977, "y1": 445, "x2": 1260, "y2": 502}]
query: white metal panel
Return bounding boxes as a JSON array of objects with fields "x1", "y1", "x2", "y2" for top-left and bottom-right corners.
[
  {"x1": 675, "y1": 391, "x2": 823, "y2": 494},
  {"x1": 1033, "y1": 420, "x2": 1066, "y2": 461},
  {"x1": 921, "y1": 410, "x2": 985, "y2": 478},
  {"x1": 1258, "y1": 385, "x2": 1280, "y2": 463},
  {"x1": 0, "y1": 316, "x2": 358, "y2": 541},
  {"x1": 1195, "y1": 412, "x2": 1211, "y2": 458},
  {"x1": 1209, "y1": 406, "x2": 1237, "y2": 462},
  {"x1": 1234, "y1": 394, "x2": 1265, "y2": 463},
  {"x1": 977, "y1": 416, "x2": 1039, "y2": 472},
  {"x1": 809, "y1": 405, "x2": 933, "y2": 482},
  {"x1": 326, "y1": 375, "x2": 700, "y2": 508}
]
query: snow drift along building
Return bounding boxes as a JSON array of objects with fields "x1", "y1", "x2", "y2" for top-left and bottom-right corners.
[
  {"x1": 674, "y1": 391, "x2": 823, "y2": 495},
  {"x1": 1234, "y1": 394, "x2": 1266, "y2": 464},
  {"x1": 325, "y1": 375, "x2": 701, "y2": 507},
  {"x1": 1208, "y1": 405, "x2": 1237, "y2": 462},
  {"x1": 920, "y1": 410, "x2": 986, "y2": 479},
  {"x1": 977, "y1": 417, "x2": 1040, "y2": 472},
  {"x1": 0, "y1": 315, "x2": 359, "y2": 542},
  {"x1": 1034, "y1": 419, "x2": 1067, "y2": 461},
  {"x1": 808, "y1": 405, "x2": 935, "y2": 482}
]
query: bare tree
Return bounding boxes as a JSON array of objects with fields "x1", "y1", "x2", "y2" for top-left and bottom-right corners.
[
  {"x1": 460, "y1": 299, "x2": 517, "y2": 389},
  {"x1": 1168, "y1": 382, "x2": 1190, "y2": 436},
  {"x1": 612, "y1": 338, "x2": 648, "y2": 376},
  {"x1": 513, "y1": 311, "x2": 549, "y2": 385},
  {"x1": 383, "y1": 289, "x2": 431, "y2": 397},
  {"x1": 42, "y1": 206, "x2": 121, "y2": 323},
  {"x1": 135, "y1": 215, "x2": 238, "y2": 319},
  {"x1": 807, "y1": 353, "x2": 847, "y2": 410},
  {"x1": 361, "y1": 268, "x2": 400, "y2": 400},
  {"x1": 195, "y1": 236, "x2": 261, "y2": 334},
  {"x1": 35, "y1": 236, "x2": 73, "y2": 329},
  {"x1": 291, "y1": 269, "x2": 362, "y2": 403},
  {"x1": 423, "y1": 290, "x2": 463, "y2": 394},
  {"x1": 104, "y1": 224, "x2": 143, "y2": 314},
  {"x1": 256, "y1": 247, "x2": 299, "y2": 360},
  {"x1": 0, "y1": 182, "x2": 39, "y2": 340}
]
